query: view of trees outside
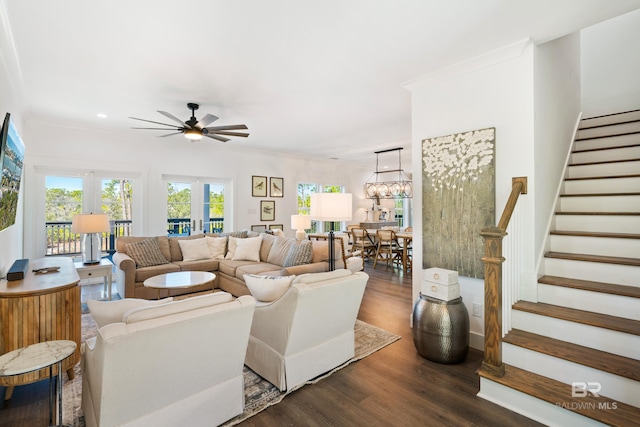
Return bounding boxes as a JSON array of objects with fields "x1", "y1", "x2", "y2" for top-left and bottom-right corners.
[
  {"x1": 167, "y1": 182, "x2": 224, "y2": 234},
  {"x1": 45, "y1": 177, "x2": 133, "y2": 255},
  {"x1": 297, "y1": 183, "x2": 345, "y2": 233}
]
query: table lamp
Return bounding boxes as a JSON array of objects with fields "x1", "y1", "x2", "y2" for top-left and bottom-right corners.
[
  {"x1": 71, "y1": 213, "x2": 110, "y2": 264},
  {"x1": 291, "y1": 214, "x2": 311, "y2": 240},
  {"x1": 310, "y1": 193, "x2": 352, "y2": 270}
]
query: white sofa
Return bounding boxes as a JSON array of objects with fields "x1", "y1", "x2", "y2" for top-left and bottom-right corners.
[
  {"x1": 81, "y1": 293, "x2": 255, "y2": 427},
  {"x1": 244, "y1": 269, "x2": 368, "y2": 392}
]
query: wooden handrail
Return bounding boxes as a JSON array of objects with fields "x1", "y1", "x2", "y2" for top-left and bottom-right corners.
[{"x1": 478, "y1": 177, "x2": 527, "y2": 377}]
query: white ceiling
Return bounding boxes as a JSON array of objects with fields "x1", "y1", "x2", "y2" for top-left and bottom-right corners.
[{"x1": 4, "y1": 0, "x2": 640, "y2": 170}]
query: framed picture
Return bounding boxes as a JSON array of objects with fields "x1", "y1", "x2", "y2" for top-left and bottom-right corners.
[
  {"x1": 260, "y1": 200, "x2": 275, "y2": 221},
  {"x1": 269, "y1": 224, "x2": 283, "y2": 230},
  {"x1": 252, "y1": 176, "x2": 267, "y2": 197},
  {"x1": 251, "y1": 225, "x2": 267, "y2": 232},
  {"x1": 270, "y1": 177, "x2": 284, "y2": 197}
]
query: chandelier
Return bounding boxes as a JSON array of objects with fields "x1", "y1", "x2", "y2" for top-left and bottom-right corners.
[{"x1": 364, "y1": 147, "x2": 413, "y2": 199}]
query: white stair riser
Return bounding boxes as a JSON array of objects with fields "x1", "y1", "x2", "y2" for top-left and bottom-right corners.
[
  {"x1": 504, "y1": 344, "x2": 640, "y2": 407},
  {"x1": 549, "y1": 235, "x2": 640, "y2": 259},
  {"x1": 559, "y1": 195, "x2": 640, "y2": 212},
  {"x1": 511, "y1": 310, "x2": 639, "y2": 359},
  {"x1": 574, "y1": 133, "x2": 640, "y2": 151},
  {"x1": 577, "y1": 122, "x2": 640, "y2": 139},
  {"x1": 571, "y1": 146, "x2": 640, "y2": 164},
  {"x1": 478, "y1": 378, "x2": 608, "y2": 427},
  {"x1": 538, "y1": 283, "x2": 639, "y2": 320},
  {"x1": 581, "y1": 111, "x2": 640, "y2": 128},
  {"x1": 543, "y1": 258, "x2": 639, "y2": 287},
  {"x1": 554, "y1": 214, "x2": 640, "y2": 234},
  {"x1": 563, "y1": 177, "x2": 640, "y2": 194},
  {"x1": 566, "y1": 161, "x2": 640, "y2": 178}
]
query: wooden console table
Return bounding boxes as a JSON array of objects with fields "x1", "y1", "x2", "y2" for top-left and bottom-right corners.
[{"x1": 0, "y1": 257, "x2": 80, "y2": 399}]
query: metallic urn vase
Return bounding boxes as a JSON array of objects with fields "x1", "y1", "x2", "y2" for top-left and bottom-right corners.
[{"x1": 412, "y1": 294, "x2": 469, "y2": 364}]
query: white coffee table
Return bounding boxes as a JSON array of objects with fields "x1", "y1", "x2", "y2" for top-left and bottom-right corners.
[
  {"x1": 0, "y1": 340, "x2": 77, "y2": 426},
  {"x1": 143, "y1": 271, "x2": 216, "y2": 299}
]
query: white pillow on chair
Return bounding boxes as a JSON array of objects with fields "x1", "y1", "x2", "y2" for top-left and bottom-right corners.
[{"x1": 87, "y1": 297, "x2": 173, "y2": 328}]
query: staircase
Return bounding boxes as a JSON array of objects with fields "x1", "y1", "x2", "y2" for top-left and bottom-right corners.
[{"x1": 478, "y1": 109, "x2": 640, "y2": 426}]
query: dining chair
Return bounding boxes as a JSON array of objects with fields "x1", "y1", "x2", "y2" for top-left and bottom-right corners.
[
  {"x1": 373, "y1": 229, "x2": 402, "y2": 269},
  {"x1": 351, "y1": 227, "x2": 376, "y2": 261}
]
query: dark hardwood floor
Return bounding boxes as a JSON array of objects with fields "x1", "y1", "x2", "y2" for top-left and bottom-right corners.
[{"x1": 0, "y1": 263, "x2": 543, "y2": 426}]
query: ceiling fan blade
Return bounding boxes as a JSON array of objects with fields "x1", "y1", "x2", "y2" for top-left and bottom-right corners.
[
  {"x1": 204, "y1": 134, "x2": 230, "y2": 143},
  {"x1": 129, "y1": 117, "x2": 182, "y2": 128},
  {"x1": 196, "y1": 113, "x2": 219, "y2": 129},
  {"x1": 131, "y1": 127, "x2": 184, "y2": 130},
  {"x1": 158, "y1": 132, "x2": 183, "y2": 138},
  {"x1": 158, "y1": 111, "x2": 188, "y2": 127},
  {"x1": 204, "y1": 124, "x2": 248, "y2": 131},
  {"x1": 207, "y1": 130, "x2": 249, "y2": 137}
]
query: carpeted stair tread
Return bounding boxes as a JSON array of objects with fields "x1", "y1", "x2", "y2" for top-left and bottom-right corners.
[
  {"x1": 564, "y1": 173, "x2": 640, "y2": 181},
  {"x1": 504, "y1": 329, "x2": 640, "y2": 382},
  {"x1": 575, "y1": 130, "x2": 640, "y2": 142},
  {"x1": 539, "y1": 275, "x2": 640, "y2": 299},
  {"x1": 478, "y1": 364, "x2": 640, "y2": 427},
  {"x1": 573, "y1": 142, "x2": 640, "y2": 153},
  {"x1": 569, "y1": 157, "x2": 640, "y2": 167},
  {"x1": 513, "y1": 301, "x2": 640, "y2": 336},
  {"x1": 545, "y1": 251, "x2": 640, "y2": 266},
  {"x1": 559, "y1": 192, "x2": 640, "y2": 197},
  {"x1": 554, "y1": 211, "x2": 640, "y2": 216},
  {"x1": 549, "y1": 230, "x2": 640, "y2": 239}
]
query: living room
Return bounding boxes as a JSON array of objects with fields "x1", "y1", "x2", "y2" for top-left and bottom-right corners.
[{"x1": 1, "y1": 2, "x2": 640, "y2": 426}]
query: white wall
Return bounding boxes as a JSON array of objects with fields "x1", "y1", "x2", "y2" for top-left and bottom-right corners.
[
  {"x1": 22, "y1": 121, "x2": 370, "y2": 259},
  {"x1": 405, "y1": 40, "x2": 537, "y2": 350},
  {"x1": 533, "y1": 33, "x2": 582, "y2": 288},
  {"x1": 0, "y1": 2, "x2": 26, "y2": 275},
  {"x1": 581, "y1": 9, "x2": 640, "y2": 116}
]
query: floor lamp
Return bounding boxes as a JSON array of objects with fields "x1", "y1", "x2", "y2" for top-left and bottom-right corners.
[
  {"x1": 310, "y1": 193, "x2": 352, "y2": 271},
  {"x1": 72, "y1": 213, "x2": 110, "y2": 264}
]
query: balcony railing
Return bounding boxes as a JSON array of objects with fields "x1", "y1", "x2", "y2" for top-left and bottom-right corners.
[{"x1": 45, "y1": 218, "x2": 225, "y2": 256}]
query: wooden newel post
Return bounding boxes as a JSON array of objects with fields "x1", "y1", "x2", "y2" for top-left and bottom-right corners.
[{"x1": 480, "y1": 226, "x2": 506, "y2": 377}]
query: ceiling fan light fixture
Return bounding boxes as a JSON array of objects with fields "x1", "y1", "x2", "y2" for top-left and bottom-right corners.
[{"x1": 184, "y1": 128, "x2": 202, "y2": 141}]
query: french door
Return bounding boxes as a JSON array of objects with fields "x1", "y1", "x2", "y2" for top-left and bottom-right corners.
[
  {"x1": 164, "y1": 175, "x2": 227, "y2": 236},
  {"x1": 39, "y1": 170, "x2": 139, "y2": 257}
]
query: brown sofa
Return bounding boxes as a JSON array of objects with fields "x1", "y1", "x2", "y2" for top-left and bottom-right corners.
[{"x1": 113, "y1": 232, "x2": 345, "y2": 299}]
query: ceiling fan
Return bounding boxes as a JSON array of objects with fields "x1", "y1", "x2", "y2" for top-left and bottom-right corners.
[{"x1": 129, "y1": 103, "x2": 249, "y2": 142}]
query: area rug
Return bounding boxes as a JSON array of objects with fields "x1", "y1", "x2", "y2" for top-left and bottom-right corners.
[{"x1": 63, "y1": 314, "x2": 401, "y2": 426}]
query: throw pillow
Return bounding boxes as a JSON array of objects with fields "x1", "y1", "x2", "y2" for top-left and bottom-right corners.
[
  {"x1": 232, "y1": 235, "x2": 263, "y2": 262},
  {"x1": 205, "y1": 235, "x2": 227, "y2": 259},
  {"x1": 225, "y1": 236, "x2": 239, "y2": 259},
  {"x1": 123, "y1": 292, "x2": 234, "y2": 324},
  {"x1": 87, "y1": 297, "x2": 173, "y2": 328},
  {"x1": 178, "y1": 238, "x2": 212, "y2": 261},
  {"x1": 125, "y1": 238, "x2": 169, "y2": 267},
  {"x1": 243, "y1": 274, "x2": 295, "y2": 302},
  {"x1": 282, "y1": 239, "x2": 313, "y2": 268},
  {"x1": 267, "y1": 236, "x2": 295, "y2": 266}
]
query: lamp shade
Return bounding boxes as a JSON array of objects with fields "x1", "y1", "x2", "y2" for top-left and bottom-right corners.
[
  {"x1": 310, "y1": 193, "x2": 353, "y2": 221},
  {"x1": 71, "y1": 213, "x2": 110, "y2": 234},
  {"x1": 291, "y1": 214, "x2": 311, "y2": 230}
]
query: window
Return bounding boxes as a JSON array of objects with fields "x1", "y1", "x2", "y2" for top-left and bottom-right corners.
[{"x1": 297, "y1": 182, "x2": 346, "y2": 233}]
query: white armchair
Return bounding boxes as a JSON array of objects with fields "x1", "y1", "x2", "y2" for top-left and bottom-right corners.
[
  {"x1": 82, "y1": 293, "x2": 255, "y2": 427},
  {"x1": 244, "y1": 269, "x2": 368, "y2": 391}
]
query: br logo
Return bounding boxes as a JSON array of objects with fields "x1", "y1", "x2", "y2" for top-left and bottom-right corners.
[{"x1": 572, "y1": 382, "x2": 601, "y2": 397}]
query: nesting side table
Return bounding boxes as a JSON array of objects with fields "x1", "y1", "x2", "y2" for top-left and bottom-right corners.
[{"x1": 0, "y1": 340, "x2": 77, "y2": 426}]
